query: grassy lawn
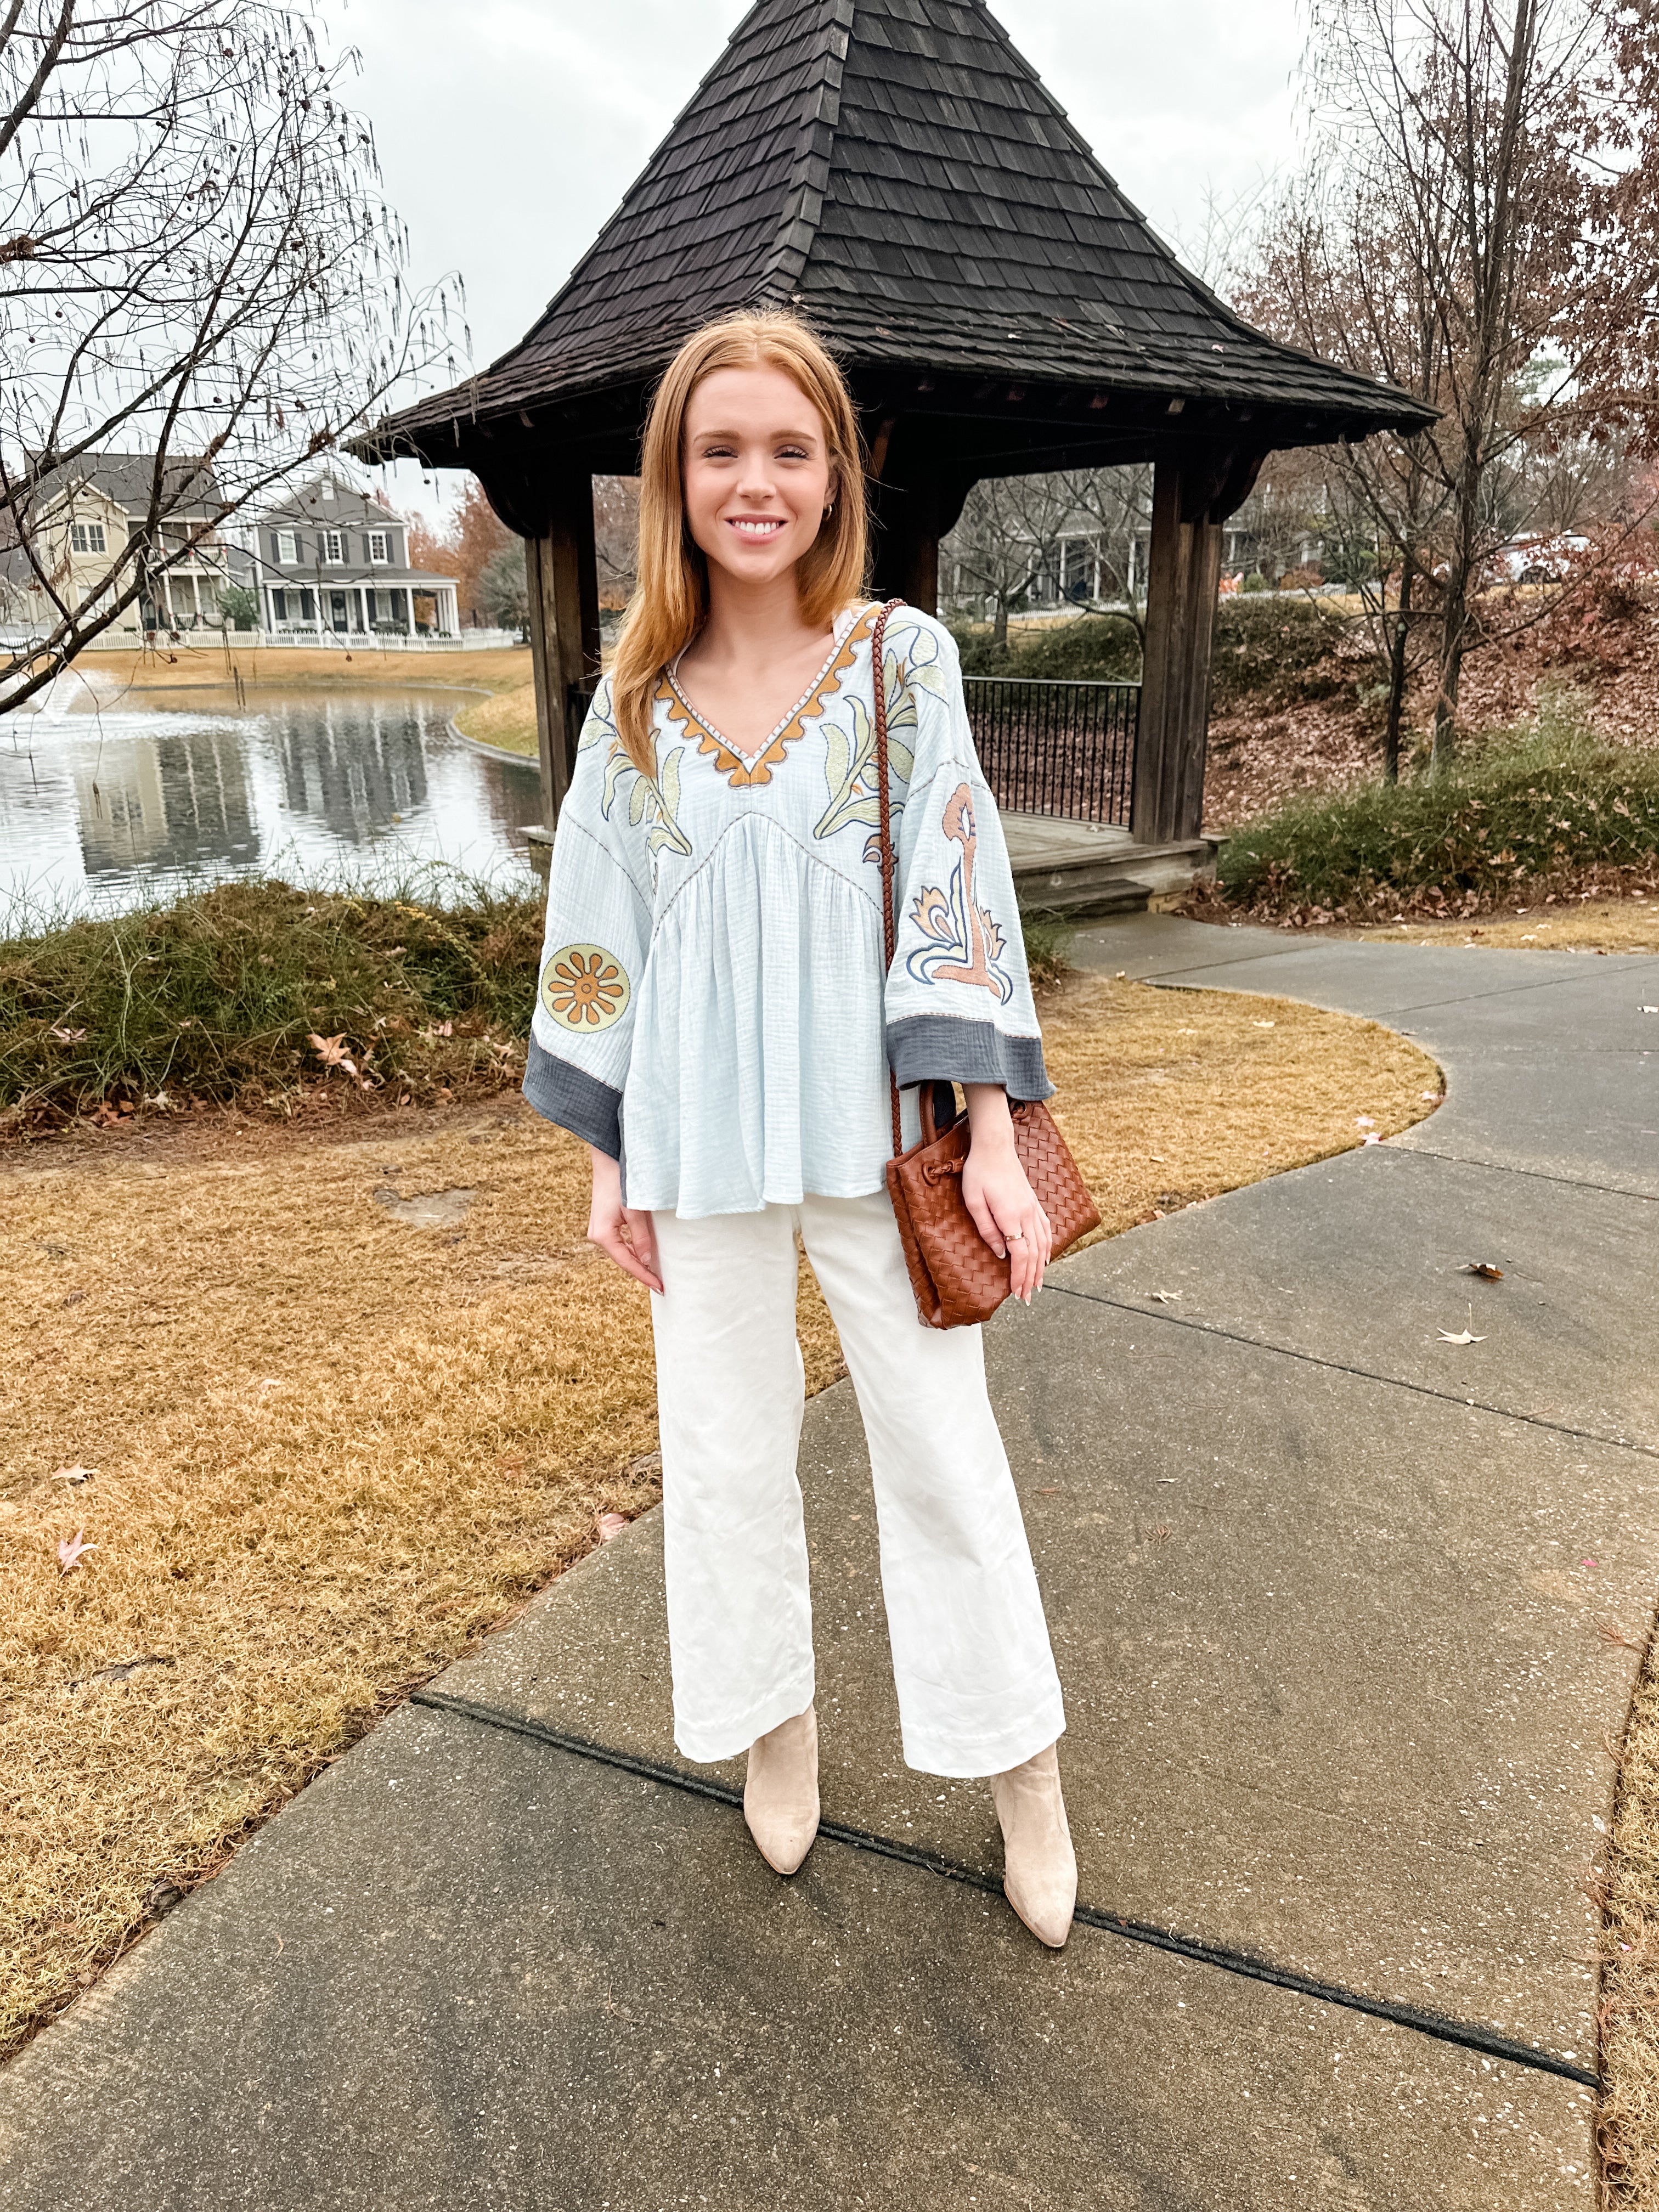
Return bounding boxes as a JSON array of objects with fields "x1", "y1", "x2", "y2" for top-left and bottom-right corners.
[
  {"x1": 76, "y1": 639, "x2": 532, "y2": 715},
  {"x1": 1348, "y1": 895, "x2": 1659, "y2": 953},
  {"x1": 1, "y1": 969, "x2": 1438, "y2": 2059}
]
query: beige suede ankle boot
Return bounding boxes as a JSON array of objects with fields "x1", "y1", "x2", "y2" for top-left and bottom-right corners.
[
  {"x1": 743, "y1": 1703, "x2": 820, "y2": 1875},
  {"x1": 991, "y1": 1741, "x2": 1076, "y2": 1948}
]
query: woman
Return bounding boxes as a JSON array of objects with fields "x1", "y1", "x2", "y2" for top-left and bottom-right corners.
[{"x1": 523, "y1": 311, "x2": 1076, "y2": 1947}]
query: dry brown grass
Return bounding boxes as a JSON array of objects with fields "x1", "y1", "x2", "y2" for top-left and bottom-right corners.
[
  {"x1": 454, "y1": 684, "x2": 538, "y2": 756},
  {"x1": 1040, "y1": 971, "x2": 1438, "y2": 1234},
  {"x1": 1350, "y1": 895, "x2": 1659, "y2": 955},
  {"x1": 1598, "y1": 1626, "x2": 1659, "y2": 2208},
  {"x1": 76, "y1": 640, "x2": 531, "y2": 702},
  {"x1": 0, "y1": 980, "x2": 1438, "y2": 2058}
]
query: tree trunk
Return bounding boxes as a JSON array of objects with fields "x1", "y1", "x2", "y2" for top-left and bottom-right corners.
[
  {"x1": 1432, "y1": 558, "x2": 1469, "y2": 772},
  {"x1": 992, "y1": 594, "x2": 1009, "y2": 650},
  {"x1": 1383, "y1": 562, "x2": 1413, "y2": 784}
]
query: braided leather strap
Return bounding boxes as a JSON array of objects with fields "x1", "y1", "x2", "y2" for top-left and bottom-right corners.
[{"x1": 872, "y1": 596, "x2": 905, "y2": 1158}]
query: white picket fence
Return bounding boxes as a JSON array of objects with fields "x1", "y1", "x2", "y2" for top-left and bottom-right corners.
[{"x1": 0, "y1": 626, "x2": 526, "y2": 654}]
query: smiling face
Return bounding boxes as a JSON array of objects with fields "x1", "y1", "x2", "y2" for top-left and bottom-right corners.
[{"x1": 681, "y1": 363, "x2": 836, "y2": 590}]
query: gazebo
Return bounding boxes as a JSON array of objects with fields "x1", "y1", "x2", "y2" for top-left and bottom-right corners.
[{"x1": 357, "y1": 0, "x2": 1432, "y2": 850}]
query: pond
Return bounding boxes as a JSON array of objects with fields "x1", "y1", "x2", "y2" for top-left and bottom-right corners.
[{"x1": 0, "y1": 674, "x2": 544, "y2": 924}]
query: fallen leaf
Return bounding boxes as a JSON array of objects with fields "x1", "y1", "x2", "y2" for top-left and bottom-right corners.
[
  {"x1": 1420, "y1": 1090, "x2": 1442, "y2": 1102},
  {"x1": 1355, "y1": 1115, "x2": 1376, "y2": 1128},
  {"x1": 1361, "y1": 1134, "x2": 1381, "y2": 1146},
  {"x1": 72, "y1": 1654, "x2": 176, "y2": 1691},
  {"x1": 307, "y1": 1032, "x2": 358, "y2": 1077},
  {"x1": 49, "y1": 1464, "x2": 97, "y2": 1485},
  {"x1": 1437, "y1": 1329, "x2": 1485, "y2": 1345},
  {"x1": 1582, "y1": 1557, "x2": 1599, "y2": 1568},
  {"x1": 596, "y1": 1512, "x2": 630, "y2": 1542},
  {"x1": 48, "y1": 1025, "x2": 87, "y2": 1042},
  {"x1": 1464, "y1": 1262, "x2": 1504, "y2": 1281},
  {"x1": 1148, "y1": 1290, "x2": 1182, "y2": 1304},
  {"x1": 1251, "y1": 1019, "x2": 1276, "y2": 1029},
  {"x1": 57, "y1": 1528, "x2": 97, "y2": 1573}
]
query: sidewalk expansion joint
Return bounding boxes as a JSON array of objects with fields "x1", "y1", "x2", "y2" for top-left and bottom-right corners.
[
  {"x1": 1388, "y1": 1143, "x2": 1659, "y2": 1206},
  {"x1": 1046, "y1": 1283, "x2": 1659, "y2": 1460},
  {"x1": 410, "y1": 1687, "x2": 1599, "y2": 2092}
]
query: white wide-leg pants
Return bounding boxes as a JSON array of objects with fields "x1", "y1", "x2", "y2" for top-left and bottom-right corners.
[{"x1": 650, "y1": 1187, "x2": 1065, "y2": 1776}]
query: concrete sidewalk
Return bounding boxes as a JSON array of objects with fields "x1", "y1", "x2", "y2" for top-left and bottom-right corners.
[{"x1": 3, "y1": 919, "x2": 1655, "y2": 2210}]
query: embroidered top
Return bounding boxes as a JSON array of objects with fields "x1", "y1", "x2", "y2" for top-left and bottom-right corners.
[{"x1": 522, "y1": 602, "x2": 1052, "y2": 1219}]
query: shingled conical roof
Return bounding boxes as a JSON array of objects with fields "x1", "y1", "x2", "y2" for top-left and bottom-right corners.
[{"x1": 367, "y1": 0, "x2": 1431, "y2": 463}]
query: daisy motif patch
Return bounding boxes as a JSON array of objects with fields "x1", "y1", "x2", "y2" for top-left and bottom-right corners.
[{"x1": 541, "y1": 945, "x2": 630, "y2": 1031}]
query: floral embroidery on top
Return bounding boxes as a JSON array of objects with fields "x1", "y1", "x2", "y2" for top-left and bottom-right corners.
[
  {"x1": 816, "y1": 611, "x2": 950, "y2": 852},
  {"x1": 601, "y1": 741, "x2": 692, "y2": 859},
  {"x1": 906, "y1": 782, "x2": 1013, "y2": 1003},
  {"x1": 542, "y1": 944, "x2": 630, "y2": 1029},
  {"x1": 662, "y1": 603, "x2": 878, "y2": 788},
  {"x1": 816, "y1": 696, "x2": 913, "y2": 846},
  {"x1": 578, "y1": 684, "x2": 619, "y2": 754}
]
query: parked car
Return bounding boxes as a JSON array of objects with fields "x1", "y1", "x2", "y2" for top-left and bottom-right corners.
[{"x1": 1496, "y1": 533, "x2": 1591, "y2": 584}]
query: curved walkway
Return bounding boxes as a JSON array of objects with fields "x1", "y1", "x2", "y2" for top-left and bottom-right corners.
[{"x1": 3, "y1": 917, "x2": 1656, "y2": 2210}]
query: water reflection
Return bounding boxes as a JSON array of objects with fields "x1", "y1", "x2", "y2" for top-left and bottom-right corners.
[
  {"x1": 1, "y1": 686, "x2": 543, "y2": 917},
  {"x1": 76, "y1": 728, "x2": 258, "y2": 877},
  {"x1": 269, "y1": 697, "x2": 430, "y2": 845}
]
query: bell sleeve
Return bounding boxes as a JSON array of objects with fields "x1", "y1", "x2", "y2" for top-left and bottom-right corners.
[
  {"x1": 882, "y1": 616, "x2": 1053, "y2": 1103},
  {"x1": 521, "y1": 680, "x2": 652, "y2": 1159}
]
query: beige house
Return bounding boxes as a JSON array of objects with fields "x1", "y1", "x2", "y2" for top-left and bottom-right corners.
[{"x1": 0, "y1": 453, "x2": 238, "y2": 641}]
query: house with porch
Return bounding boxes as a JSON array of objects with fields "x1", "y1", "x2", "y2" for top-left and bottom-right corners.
[
  {"x1": 0, "y1": 453, "x2": 239, "y2": 642},
  {"x1": 244, "y1": 473, "x2": 458, "y2": 640}
]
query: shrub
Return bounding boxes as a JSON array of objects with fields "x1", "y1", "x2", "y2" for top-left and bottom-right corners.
[
  {"x1": 0, "y1": 878, "x2": 546, "y2": 1124},
  {"x1": 1209, "y1": 595, "x2": 1361, "y2": 712},
  {"x1": 1020, "y1": 911, "x2": 1073, "y2": 991},
  {"x1": 1218, "y1": 703, "x2": 1659, "y2": 916},
  {"x1": 949, "y1": 614, "x2": 1140, "y2": 681}
]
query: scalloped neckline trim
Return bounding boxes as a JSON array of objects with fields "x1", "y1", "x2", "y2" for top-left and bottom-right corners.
[{"x1": 659, "y1": 603, "x2": 876, "y2": 789}]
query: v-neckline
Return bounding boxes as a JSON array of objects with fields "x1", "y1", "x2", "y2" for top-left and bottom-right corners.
[{"x1": 658, "y1": 603, "x2": 876, "y2": 789}]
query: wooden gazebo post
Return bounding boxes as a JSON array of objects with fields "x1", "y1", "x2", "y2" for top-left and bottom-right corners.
[
  {"x1": 1132, "y1": 445, "x2": 1264, "y2": 847},
  {"x1": 520, "y1": 464, "x2": 602, "y2": 828}
]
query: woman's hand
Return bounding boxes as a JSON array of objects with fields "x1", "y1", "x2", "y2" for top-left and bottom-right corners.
[
  {"x1": 586, "y1": 1147, "x2": 663, "y2": 1293},
  {"x1": 960, "y1": 1084, "x2": 1051, "y2": 1305}
]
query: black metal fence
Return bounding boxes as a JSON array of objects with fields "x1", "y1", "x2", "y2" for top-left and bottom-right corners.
[{"x1": 963, "y1": 678, "x2": 1139, "y2": 827}]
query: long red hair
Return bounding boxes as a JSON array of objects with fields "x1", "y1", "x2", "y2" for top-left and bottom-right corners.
[{"x1": 609, "y1": 311, "x2": 869, "y2": 775}]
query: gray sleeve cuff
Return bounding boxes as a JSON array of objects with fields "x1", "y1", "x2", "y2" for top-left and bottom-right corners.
[
  {"x1": 522, "y1": 1036, "x2": 623, "y2": 1157},
  {"x1": 886, "y1": 1015, "x2": 1054, "y2": 1102}
]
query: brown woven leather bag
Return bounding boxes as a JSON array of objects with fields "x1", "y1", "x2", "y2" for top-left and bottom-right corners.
[{"x1": 871, "y1": 599, "x2": 1101, "y2": 1329}]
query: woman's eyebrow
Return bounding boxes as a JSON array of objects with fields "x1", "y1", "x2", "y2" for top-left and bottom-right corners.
[{"x1": 687, "y1": 422, "x2": 822, "y2": 443}]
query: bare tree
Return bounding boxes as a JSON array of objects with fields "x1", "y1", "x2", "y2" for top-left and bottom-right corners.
[
  {"x1": 1051, "y1": 464, "x2": 1153, "y2": 639},
  {"x1": 941, "y1": 472, "x2": 1081, "y2": 647},
  {"x1": 1268, "y1": 0, "x2": 1659, "y2": 766},
  {"x1": 593, "y1": 474, "x2": 639, "y2": 609},
  {"x1": 0, "y1": 1, "x2": 460, "y2": 712}
]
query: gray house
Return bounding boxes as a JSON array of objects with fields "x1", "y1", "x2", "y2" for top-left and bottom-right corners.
[{"x1": 245, "y1": 473, "x2": 458, "y2": 639}]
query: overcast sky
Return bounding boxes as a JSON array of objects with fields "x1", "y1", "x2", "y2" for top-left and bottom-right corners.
[{"x1": 340, "y1": 0, "x2": 1308, "y2": 522}]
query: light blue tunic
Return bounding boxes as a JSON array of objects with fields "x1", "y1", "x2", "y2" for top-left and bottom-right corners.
[{"x1": 522, "y1": 603, "x2": 1052, "y2": 1219}]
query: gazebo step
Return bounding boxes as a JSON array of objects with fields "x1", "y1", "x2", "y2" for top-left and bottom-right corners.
[{"x1": 1004, "y1": 818, "x2": 1215, "y2": 916}]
